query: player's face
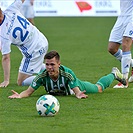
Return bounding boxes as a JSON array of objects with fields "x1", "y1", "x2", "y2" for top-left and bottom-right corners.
[{"x1": 45, "y1": 57, "x2": 60, "y2": 78}]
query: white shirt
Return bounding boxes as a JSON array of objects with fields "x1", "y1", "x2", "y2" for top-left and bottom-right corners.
[{"x1": 0, "y1": 0, "x2": 44, "y2": 57}]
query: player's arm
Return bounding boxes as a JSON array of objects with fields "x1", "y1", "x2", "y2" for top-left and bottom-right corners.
[
  {"x1": 8, "y1": 86, "x2": 35, "y2": 99},
  {"x1": 72, "y1": 87, "x2": 88, "y2": 99},
  {"x1": 0, "y1": 54, "x2": 10, "y2": 87}
]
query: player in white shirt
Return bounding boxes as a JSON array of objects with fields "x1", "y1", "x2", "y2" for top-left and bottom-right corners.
[
  {"x1": 20, "y1": 0, "x2": 35, "y2": 25},
  {"x1": 108, "y1": 0, "x2": 133, "y2": 88},
  {"x1": 0, "y1": 0, "x2": 48, "y2": 87}
]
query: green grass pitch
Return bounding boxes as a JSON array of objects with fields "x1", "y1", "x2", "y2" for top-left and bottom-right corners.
[{"x1": 0, "y1": 17, "x2": 133, "y2": 133}]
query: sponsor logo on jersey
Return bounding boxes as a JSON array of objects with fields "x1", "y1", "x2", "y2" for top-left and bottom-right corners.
[
  {"x1": 71, "y1": 81, "x2": 74, "y2": 85},
  {"x1": 7, "y1": 13, "x2": 16, "y2": 35},
  {"x1": 54, "y1": 85, "x2": 57, "y2": 88},
  {"x1": 129, "y1": 30, "x2": 133, "y2": 36},
  {"x1": 32, "y1": 81, "x2": 36, "y2": 87},
  {"x1": 60, "y1": 84, "x2": 64, "y2": 87}
]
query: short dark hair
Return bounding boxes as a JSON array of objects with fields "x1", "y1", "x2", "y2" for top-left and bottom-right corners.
[{"x1": 44, "y1": 50, "x2": 60, "y2": 61}]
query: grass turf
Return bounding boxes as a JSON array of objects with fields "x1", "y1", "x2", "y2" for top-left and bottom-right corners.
[{"x1": 0, "y1": 17, "x2": 133, "y2": 133}]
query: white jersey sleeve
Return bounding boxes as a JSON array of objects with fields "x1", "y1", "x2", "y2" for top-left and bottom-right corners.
[{"x1": 0, "y1": 0, "x2": 23, "y2": 55}]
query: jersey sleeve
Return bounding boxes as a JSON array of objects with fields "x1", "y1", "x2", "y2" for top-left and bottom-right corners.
[
  {"x1": 30, "y1": 74, "x2": 44, "y2": 90},
  {"x1": 67, "y1": 69, "x2": 79, "y2": 89},
  {"x1": 1, "y1": 38, "x2": 11, "y2": 55}
]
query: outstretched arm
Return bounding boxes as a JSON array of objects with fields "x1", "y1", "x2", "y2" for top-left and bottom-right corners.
[
  {"x1": 0, "y1": 54, "x2": 10, "y2": 87},
  {"x1": 72, "y1": 87, "x2": 88, "y2": 99},
  {"x1": 8, "y1": 86, "x2": 35, "y2": 99}
]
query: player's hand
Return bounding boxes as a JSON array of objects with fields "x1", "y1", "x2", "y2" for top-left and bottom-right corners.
[
  {"x1": 8, "y1": 90, "x2": 21, "y2": 99},
  {"x1": 76, "y1": 90, "x2": 88, "y2": 99},
  {"x1": 0, "y1": 81, "x2": 9, "y2": 87}
]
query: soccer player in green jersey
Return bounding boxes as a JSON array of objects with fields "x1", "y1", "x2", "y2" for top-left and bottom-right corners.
[{"x1": 8, "y1": 50, "x2": 126, "y2": 99}]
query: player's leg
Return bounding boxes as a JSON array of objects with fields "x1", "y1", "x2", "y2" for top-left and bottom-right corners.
[
  {"x1": 108, "y1": 43, "x2": 128, "y2": 89},
  {"x1": 27, "y1": 18, "x2": 34, "y2": 25},
  {"x1": 128, "y1": 59, "x2": 133, "y2": 82},
  {"x1": 17, "y1": 31, "x2": 48, "y2": 86},
  {"x1": 121, "y1": 22, "x2": 133, "y2": 85},
  {"x1": 108, "y1": 42, "x2": 122, "y2": 61},
  {"x1": 108, "y1": 17, "x2": 123, "y2": 61},
  {"x1": 81, "y1": 71, "x2": 118, "y2": 93},
  {"x1": 21, "y1": 5, "x2": 35, "y2": 25},
  {"x1": 96, "y1": 73, "x2": 115, "y2": 92},
  {"x1": 80, "y1": 67, "x2": 125, "y2": 93},
  {"x1": 108, "y1": 17, "x2": 131, "y2": 88},
  {"x1": 108, "y1": 19, "x2": 122, "y2": 61},
  {"x1": 18, "y1": 50, "x2": 47, "y2": 86},
  {"x1": 96, "y1": 67, "x2": 126, "y2": 91},
  {"x1": 26, "y1": 5, "x2": 35, "y2": 25},
  {"x1": 17, "y1": 72, "x2": 35, "y2": 86},
  {"x1": 17, "y1": 63, "x2": 45, "y2": 86},
  {"x1": 121, "y1": 36, "x2": 132, "y2": 85}
]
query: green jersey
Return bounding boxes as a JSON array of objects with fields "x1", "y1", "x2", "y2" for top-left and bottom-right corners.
[
  {"x1": 31, "y1": 65, "x2": 79, "y2": 96},
  {"x1": 31, "y1": 65, "x2": 99, "y2": 96}
]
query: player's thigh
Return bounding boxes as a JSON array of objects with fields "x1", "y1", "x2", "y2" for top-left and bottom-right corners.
[
  {"x1": 19, "y1": 53, "x2": 44, "y2": 74},
  {"x1": 109, "y1": 17, "x2": 126, "y2": 44},
  {"x1": 80, "y1": 81, "x2": 99, "y2": 93},
  {"x1": 17, "y1": 72, "x2": 31, "y2": 85}
]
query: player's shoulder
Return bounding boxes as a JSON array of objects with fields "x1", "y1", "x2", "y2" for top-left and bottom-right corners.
[
  {"x1": 60, "y1": 65, "x2": 73, "y2": 73},
  {"x1": 37, "y1": 69, "x2": 47, "y2": 77},
  {"x1": 59, "y1": 65, "x2": 76, "y2": 80}
]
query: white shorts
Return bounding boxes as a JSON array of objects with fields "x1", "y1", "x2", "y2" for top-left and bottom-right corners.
[
  {"x1": 109, "y1": 16, "x2": 133, "y2": 44},
  {"x1": 21, "y1": 5, "x2": 34, "y2": 18},
  {"x1": 19, "y1": 35, "x2": 48, "y2": 75}
]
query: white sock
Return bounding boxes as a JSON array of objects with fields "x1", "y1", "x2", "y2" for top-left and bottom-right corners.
[
  {"x1": 22, "y1": 76, "x2": 36, "y2": 86},
  {"x1": 121, "y1": 51, "x2": 131, "y2": 79},
  {"x1": 114, "y1": 49, "x2": 122, "y2": 61}
]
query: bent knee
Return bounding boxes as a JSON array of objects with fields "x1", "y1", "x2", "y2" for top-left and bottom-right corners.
[
  {"x1": 98, "y1": 88, "x2": 103, "y2": 93},
  {"x1": 17, "y1": 79, "x2": 23, "y2": 86},
  {"x1": 108, "y1": 47, "x2": 115, "y2": 55},
  {"x1": 96, "y1": 84, "x2": 103, "y2": 93},
  {"x1": 108, "y1": 42, "x2": 120, "y2": 55}
]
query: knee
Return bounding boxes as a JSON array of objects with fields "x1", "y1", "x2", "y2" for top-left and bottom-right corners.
[
  {"x1": 108, "y1": 47, "x2": 114, "y2": 55},
  {"x1": 96, "y1": 84, "x2": 103, "y2": 93},
  {"x1": 98, "y1": 88, "x2": 103, "y2": 93},
  {"x1": 108, "y1": 42, "x2": 120, "y2": 55},
  {"x1": 108, "y1": 45, "x2": 118, "y2": 55},
  {"x1": 17, "y1": 80, "x2": 23, "y2": 86}
]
